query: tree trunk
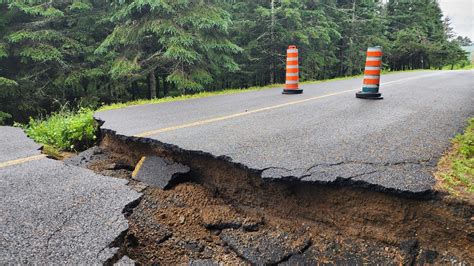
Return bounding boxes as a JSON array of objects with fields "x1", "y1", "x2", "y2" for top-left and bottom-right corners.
[
  {"x1": 132, "y1": 81, "x2": 138, "y2": 99},
  {"x1": 148, "y1": 71, "x2": 157, "y2": 99},
  {"x1": 269, "y1": 0, "x2": 275, "y2": 84},
  {"x1": 155, "y1": 74, "x2": 161, "y2": 98},
  {"x1": 81, "y1": 79, "x2": 89, "y2": 94},
  {"x1": 163, "y1": 76, "x2": 168, "y2": 96}
]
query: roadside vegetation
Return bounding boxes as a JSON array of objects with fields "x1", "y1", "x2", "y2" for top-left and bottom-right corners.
[
  {"x1": 99, "y1": 84, "x2": 284, "y2": 112},
  {"x1": 441, "y1": 63, "x2": 474, "y2": 70},
  {"x1": 436, "y1": 118, "x2": 474, "y2": 202},
  {"x1": 23, "y1": 108, "x2": 97, "y2": 152}
]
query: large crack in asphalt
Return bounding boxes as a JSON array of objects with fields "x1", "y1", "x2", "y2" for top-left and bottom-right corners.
[
  {"x1": 83, "y1": 126, "x2": 474, "y2": 264},
  {"x1": 262, "y1": 158, "x2": 433, "y2": 183},
  {"x1": 97, "y1": 120, "x2": 437, "y2": 197}
]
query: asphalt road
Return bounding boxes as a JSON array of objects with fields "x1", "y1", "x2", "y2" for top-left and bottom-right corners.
[
  {"x1": 96, "y1": 70, "x2": 474, "y2": 193},
  {"x1": 0, "y1": 127, "x2": 141, "y2": 264},
  {"x1": 0, "y1": 126, "x2": 42, "y2": 163}
]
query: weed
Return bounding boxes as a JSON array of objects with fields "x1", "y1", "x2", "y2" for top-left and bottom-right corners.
[{"x1": 23, "y1": 108, "x2": 97, "y2": 151}]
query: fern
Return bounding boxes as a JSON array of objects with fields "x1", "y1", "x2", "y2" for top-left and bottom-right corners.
[
  {"x1": 0, "y1": 76, "x2": 18, "y2": 87},
  {"x1": 19, "y1": 44, "x2": 63, "y2": 62},
  {"x1": 0, "y1": 43, "x2": 7, "y2": 58},
  {"x1": 68, "y1": 1, "x2": 92, "y2": 12},
  {"x1": 8, "y1": 2, "x2": 63, "y2": 18}
]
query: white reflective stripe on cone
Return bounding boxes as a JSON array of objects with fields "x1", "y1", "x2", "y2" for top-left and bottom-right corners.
[
  {"x1": 367, "y1": 47, "x2": 382, "y2": 52},
  {"x1": 287, "y1": 49, "x2": 298, "y2": 53},
  {"x1": 366, "y1": 56, "x2": 382, "y2": 61},
  {"x1": 365, "y1": 66, "x2": 381, "y2": 70},
  {"x1": 286, "y1": 65, "x2": 299, "y2": 69},
  {"x1": 286, "y1": 73, "x2": 299, "y2": 77},
  {"x1": 285, "y1": 80, "x2": 298, "y2": 84},
  {"x1": 364, "y1": 75, "x2": 380, "y2": 79},
  {"x1": 363, "y1": 84, "x2": 379, "y2": 88},
  {"x1": 286, "y1": 57, "x2": 298, "y2": 61}
]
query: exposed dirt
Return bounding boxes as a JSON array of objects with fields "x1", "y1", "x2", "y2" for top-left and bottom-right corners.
[{"x1": 79, "y1": 132, "x2": 474, "y2": 265}]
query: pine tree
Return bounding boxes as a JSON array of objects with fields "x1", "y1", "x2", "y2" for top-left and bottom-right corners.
[
  {"x1": 97, "y1": 0, "x2": 242, "y2": 97},
  {"x1": 0, "y1": 0, "x2": 109, "y2": 121}
]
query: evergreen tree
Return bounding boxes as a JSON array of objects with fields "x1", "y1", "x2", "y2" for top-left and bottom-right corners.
[
  {"x1": 97, "y1": 0, "x2": 241, "y2": 97},
  {"x1": 0, "y1": 0, "x2": 109, "y2": 122}
]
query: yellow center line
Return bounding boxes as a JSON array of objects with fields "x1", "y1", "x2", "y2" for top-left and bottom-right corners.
[
  {"x1": 135, "y1": 72, "x2": 442, "y2": 138},
  {"x1": 0, "y1": 154, "x2": 46, "y2": 169},
  {"x1": 135, "y1": 88, "x2": 357, "y2": 137},
  {"x1": 132, "y1": 156, "x2": 146, "y2": 177}
]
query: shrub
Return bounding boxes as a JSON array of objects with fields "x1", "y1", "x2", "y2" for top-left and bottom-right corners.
[
  {"x1": 24, "y1": 108, "x2": 97, "y2": 151},
  {"x1": 0, "y1": 111, "x2": 12, "y2": 125}
]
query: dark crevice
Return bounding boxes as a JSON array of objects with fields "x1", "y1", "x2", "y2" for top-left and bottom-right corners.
[
  {"x1": 274, "y1": 239, "x2": 313, "y2": 265},
  {"x1": 122, "y1": 195, "x2": 143, "y2": 218},
  {"x1": 94, "y1": 120, "x2": 437, "y2": 199},
  {"x1": 103, "y1": 229, "x2": 128, "y2": 266},
  {"x1": 103, "y1": 195, "x2": 144, "y2": 265},
  {"x1": 263, "y1": 158, "x2": 434, "y2": 175}
]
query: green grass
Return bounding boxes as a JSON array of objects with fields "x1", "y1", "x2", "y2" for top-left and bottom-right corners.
[
  {"x1": 441, "y1": 63, "x2": 474, "y2": 70},
  {"x1": 98, "y1": 84, "x2": 284, "y2": 111},
  {"x1": 460, "y1": 64, "x2": 474, "y2": 70},
  {"x1": 436, "y1": 118, "x2": 474, "y2": 200},
  {"x1": 23, "y1": 108, "x2": 97, "y2": 151},
  {"x1": 99, "y1": 69, "x2": 431, "y2": 112}
]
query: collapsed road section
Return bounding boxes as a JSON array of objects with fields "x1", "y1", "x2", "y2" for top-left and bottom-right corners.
[
  {"x1": 69, "y1": 125, "x2": 473, "y2": 264},
  {"x1": 0, "y1": 127, "x2": 142, "y2": 264},
  {"x1": 91, "y1": 72, "x2": 474, "y2": 263}
]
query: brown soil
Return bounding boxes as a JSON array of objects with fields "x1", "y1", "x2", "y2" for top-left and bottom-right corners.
[{"x1": 91, "y1": 133, "x2": 474, "y2": 265}]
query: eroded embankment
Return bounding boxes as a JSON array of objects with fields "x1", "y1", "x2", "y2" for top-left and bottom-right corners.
[{"x1": 97, "y1": 129, "x2": 473, "y2": 264}]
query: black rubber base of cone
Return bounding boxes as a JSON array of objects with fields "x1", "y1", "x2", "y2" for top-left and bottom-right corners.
[
  {"x1": 356, "y1": 91, "x2": 383, "y2": 100},
  {"x1": 282, "y1": 89, "x2": 303, "y2": 94}
]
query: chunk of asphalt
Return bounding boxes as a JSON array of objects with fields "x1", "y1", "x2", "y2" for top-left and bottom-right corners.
[
  {"x1": 155, "y1": 227, "x2": 173, "y2": 245},
  {"x1": 399, "y1": 239, "x2": 419, "y2": 265},
  {"x1": 417, "y1": 249, "x2": 439, "y2": 264},
  {"x1": 63, "y1": 146, "x2": 106, "y2": 168},
  {"x1": 280, "y1": 241, "x2": 398, "y2": 265},
  {"x1": 279, "y1": 246, "x2": 321, "y2": 265},
  {"x1": 179, "y1": 240, "x2": 205, "y2": 253},
  {"x1": 131, "y1": 156, "x2": 190, "y2": 189},
  {"x1": 220, "y1": 229, "x2": 311, "y2": 264},
  {"x1": 114, "y1": 255, "x2": 135, "y2": 266}
]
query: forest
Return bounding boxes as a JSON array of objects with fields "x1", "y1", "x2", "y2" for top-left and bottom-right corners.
[{"x1": 0, "y1": 0, "x2": 470, "y2": 125}]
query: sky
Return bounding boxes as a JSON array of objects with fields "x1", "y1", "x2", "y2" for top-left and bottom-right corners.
[{"x1": 438, "y1": 0, "x2": 474, "y2": 40}]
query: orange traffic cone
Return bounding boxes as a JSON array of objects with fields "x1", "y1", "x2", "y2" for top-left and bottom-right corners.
[
  {"x1": 356, "y1": 46, "x2": 383, "y2": 99},
  {"x1": 282, "y1": 45, "x2": 303, "y2": 94}
]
